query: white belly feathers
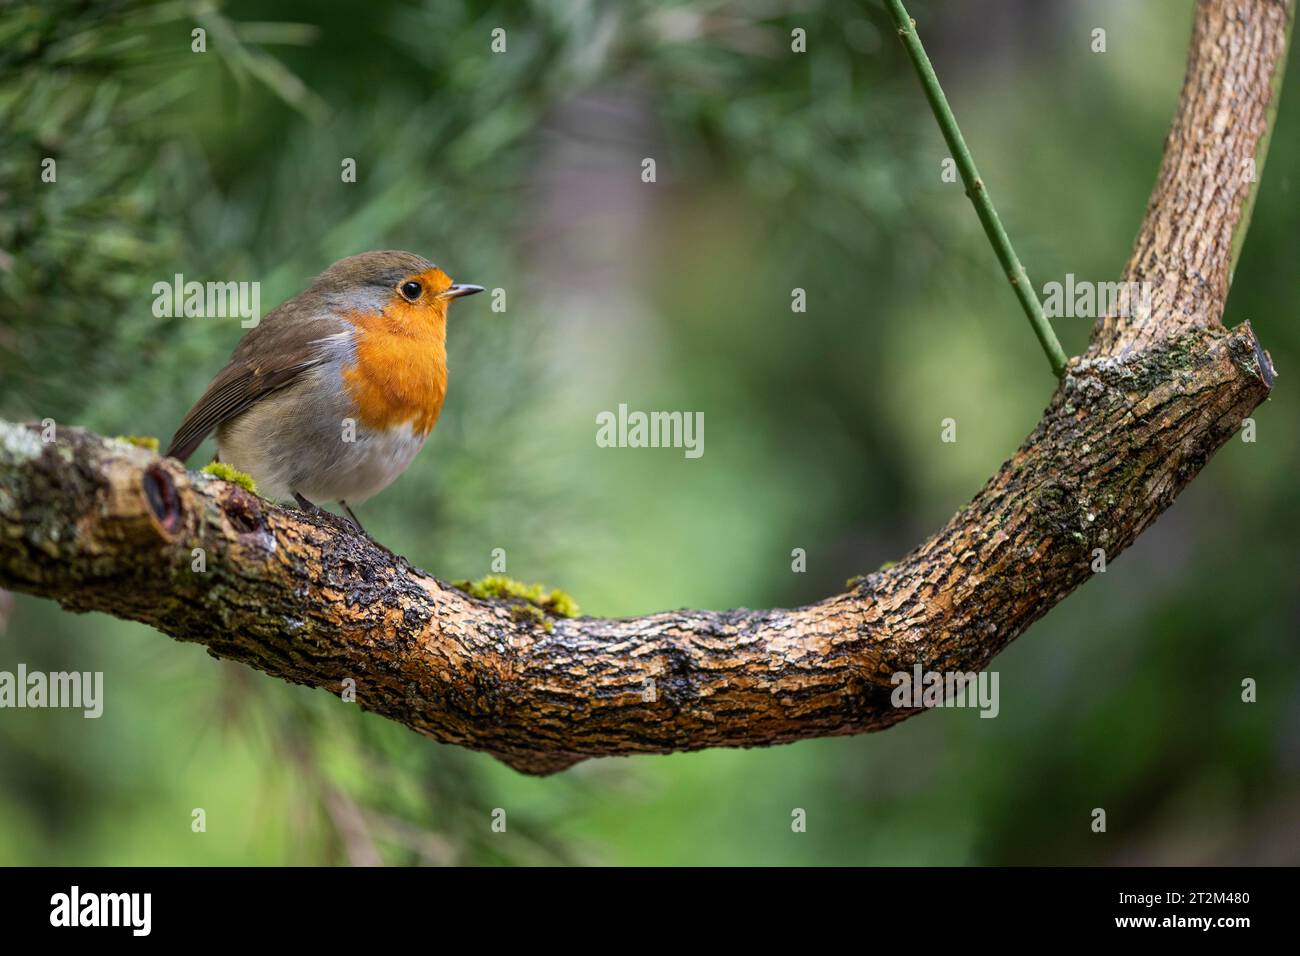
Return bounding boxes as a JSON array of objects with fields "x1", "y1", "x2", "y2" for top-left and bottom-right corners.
[{"x1": 215, "y1": 362, "x2": 428, "y2": 505}]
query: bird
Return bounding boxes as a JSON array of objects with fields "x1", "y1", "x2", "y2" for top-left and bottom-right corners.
[{"x1": 166, "y1": 250, "x2": 483, "y2": 533}]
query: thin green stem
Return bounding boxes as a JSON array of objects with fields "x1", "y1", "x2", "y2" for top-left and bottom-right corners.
[{"x1": 885, "y1": 0, "x2": 1068, "y2": 378}]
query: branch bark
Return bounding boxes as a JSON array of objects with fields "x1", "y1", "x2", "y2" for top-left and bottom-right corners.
[{"x1": 0, "y1": 0, "x2": 1289, "y2": 774}]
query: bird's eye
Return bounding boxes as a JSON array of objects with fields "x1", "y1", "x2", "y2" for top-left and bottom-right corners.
[{"x1": 400, "y1": 280, "x2": 423, "y2": 301}]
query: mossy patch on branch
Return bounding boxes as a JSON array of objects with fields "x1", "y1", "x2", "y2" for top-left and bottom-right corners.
[
  {"x1": 451, "y1": 574, "x2": 579, "y2": 631},
  {"x1": 113, "y1": 435, "x2": 160, "y2": 452},
  {"x1": 200, "y1": 461, "x2": 258, "y2": 493},
  {"x1": 846, "y1": 559, "x2": 896, "y2": 590}
]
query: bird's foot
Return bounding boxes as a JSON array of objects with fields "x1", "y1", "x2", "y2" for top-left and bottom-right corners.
[
  {"x1": 291, "y1": 491, "x2": 378, "y2": 545},
  {"x1": 339, "y1": 500, "x2": 368, "y2": 537},
  {"x1": 292, "y1": 491, "x2": 323, "y2": 515}
]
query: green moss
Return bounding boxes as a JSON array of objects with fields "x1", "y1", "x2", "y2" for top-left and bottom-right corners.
[
  {"x1": 113, "y1": 434, "x2": 160, "y2": 452},
  {"x1": 451, "y1": 574, "x2": 579, "y2": 632},
  {"x1": 200, "y1": 461, "x2": 258, "y2": 493},
  {"x1": 846, "y1": 559, "x2": 897, "y2": 590},
  {"x1": 544, "y1": 588, "x2": 580, "y2": 619}
]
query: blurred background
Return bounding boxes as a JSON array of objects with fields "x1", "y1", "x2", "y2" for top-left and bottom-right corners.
[{"x1": 0, "y1": 0, "x2": 1296, "y2": 865}]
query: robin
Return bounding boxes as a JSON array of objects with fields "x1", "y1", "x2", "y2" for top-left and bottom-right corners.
[{"x1": 166, "y1": 250, "x2": 483, "y2": 531}]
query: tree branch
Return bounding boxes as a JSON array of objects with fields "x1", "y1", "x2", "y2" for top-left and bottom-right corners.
[
  {"x1": 1093, "y1": 0, "x2": 1293, "y2": 355},
  {"x1": 0, "y1": 0, "x2": 1288, "y2": 774}
]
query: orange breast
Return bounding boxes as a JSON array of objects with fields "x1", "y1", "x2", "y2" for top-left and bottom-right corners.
[{"x1": 341, "y1": 310, "x2": 448, "y2": 437}]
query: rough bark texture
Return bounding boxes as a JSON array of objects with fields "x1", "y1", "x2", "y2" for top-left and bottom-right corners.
[
  {"x1": 1092, "y1": 0, "x2": 1291, "y2": 355},
  {"x1": 0, "y1": 0, "x2": 1288, "y2": 774}
]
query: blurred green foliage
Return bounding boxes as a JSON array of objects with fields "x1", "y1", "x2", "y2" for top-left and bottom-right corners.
[{"x1": 0, "y1": 0, "x2": 1297, "y2": 865}]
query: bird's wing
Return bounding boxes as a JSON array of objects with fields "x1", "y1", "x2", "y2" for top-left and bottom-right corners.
[{"x1": 166, "y1": 312, "x2": 346, "y2": 462}]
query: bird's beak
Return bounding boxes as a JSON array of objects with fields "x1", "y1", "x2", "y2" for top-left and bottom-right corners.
[{"x1": 442, "y1": 283, "x2": 485, "y2": 300}]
